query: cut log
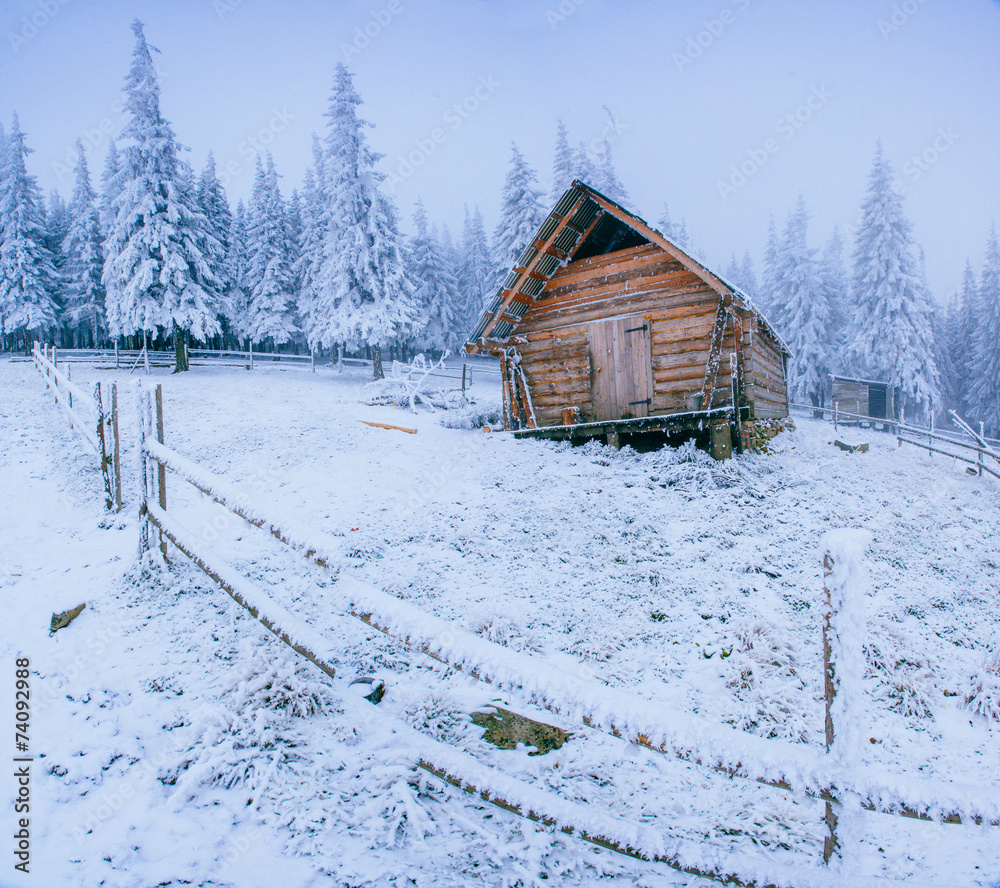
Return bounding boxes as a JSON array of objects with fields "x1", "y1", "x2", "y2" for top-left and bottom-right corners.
[{"x1": 359, "y1": 421, "x2": 418, "y2": 434}]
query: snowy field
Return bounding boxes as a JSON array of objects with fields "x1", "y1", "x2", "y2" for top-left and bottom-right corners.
[{"x1": 2, "y1": 355, "x2": 999, "y2": 888}]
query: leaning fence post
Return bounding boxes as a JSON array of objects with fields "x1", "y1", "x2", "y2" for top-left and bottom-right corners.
[
  {"x1": 311, "y1": 348, "x2": 315, "y2": 372},
  {"x1": 979, "y1": 422, "x2": 985, "y2": 477},
  {"x1": 154, "y1": 384, "x2": 167, "y2": 559},
  {"x1": 111, "y1": 384, "x2": 122, "y2": 513},
  {"x1": 462, "y1": 363, "x2": 467, "y2": 393}
]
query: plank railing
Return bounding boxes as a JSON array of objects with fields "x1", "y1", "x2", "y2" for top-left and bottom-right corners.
[
  {"x1": 135, "y1": 384, "x2": 999, "y2": 884},
  {"x1": 32, "y1": 343, "x2": 122, "y2": 511}
]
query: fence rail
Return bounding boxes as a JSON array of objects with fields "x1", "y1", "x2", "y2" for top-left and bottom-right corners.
[
  {"x1": 32, "y1": 343, "x2": 122, "y2": 511},
  {"x1": 789, "y1": 402, "x2": 1000, "y2": 480},
  {"x1": 134, "y1": 382, "x2": 999, "y2": 886}
]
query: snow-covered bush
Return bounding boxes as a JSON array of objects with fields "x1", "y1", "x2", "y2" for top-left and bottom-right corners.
[
  {"x1": 965, "y1": 647, "x2": 1000, "y2": 722},
  {"x1": 166, "y1": 643, "x2": 338, "y2": 800},
  {"x1": 724, "y1": 619, "x2": 811, "y2": 742},
  {"x1": 471, "y1": 611, "x2": 542, "y2": 653},
  {"x1": 863, "y1": 619, "x2": 937, "y2": 719}
]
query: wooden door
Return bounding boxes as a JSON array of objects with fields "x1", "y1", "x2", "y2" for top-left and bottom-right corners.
[{"x1": 589, "y1": 316, "x2": 653, "y2": 421}]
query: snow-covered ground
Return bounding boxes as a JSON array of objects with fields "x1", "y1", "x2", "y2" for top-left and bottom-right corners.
[{"x1": 1, "y1": 355, "x2": 999, "y2": 888}]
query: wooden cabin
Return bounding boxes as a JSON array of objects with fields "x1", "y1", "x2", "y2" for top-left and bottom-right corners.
[
  {"x1": 830, "y1": 375, "x2": 896, "y2": 421},
  {"x1": 464, "y1": 181, "x2": 790, "y2": 457}
]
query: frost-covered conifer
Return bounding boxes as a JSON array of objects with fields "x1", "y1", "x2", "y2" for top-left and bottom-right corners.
[
  {"x1": 772, "y1": 197, "x2": 831, "y2": 406},
  {"x1": 224, "y1": 200, "x2": 250, "y2": 345},
  {"x1": 457, "y1": 204, "x2": 493, "y2": 328},
  {"x1": 848, "y1": 143, "x2": 939, "y2": 419},
  {"x1": 0, "y1": 114, "x2": 59, "y2": 345},
  {"x1": 759, "y1": 214, "x2": 779, "y2": 313},
  {"x1": 492, "y1": 143, "x2": 546, "y2": 287},
  {"x1": 817, "y1": 227, "x2": 849, "y2": 371},
  {"x1": 243, "y1": 155, "x2": 296, "y2": 347},
  {"x1": 592, "y1": 137, "x2": 628, "y2": 205},
  {"x1": 293, "y1": 136, "x2": 329, "y2": 343},
  {"x1": 103, "y1": 21, "x2": 220, "y2": 370},
  {"x1": 551, "y1": 119, "x2": 575, "y2": 203},
  {"x1": 61, "y1": 142, "x2": 105, "y2": 346},
  {"x1": 657, "y1": 203, "x2": 693, "y2": 254},
  {"x1": 196, "y1": 153, "x2": 232, "y2": 346},
  {"x1": 308, "y1": 64, "x2": 421, "y2": 379},
  {"x1": 98, "y1": 140, "x2": 122, "y2": 242},
  {"x1": 969, "y1": 226, "x2": 1000, "y2": 433},
  {"x1": 954, "y1": 259, "x2": 979, "y2": 417},
  {"x1": 409, "y1": 198, "x2": 462, "y2": 355},
  {"x1": 573, "y1": 139, "x2": 598, "y2": 186}
]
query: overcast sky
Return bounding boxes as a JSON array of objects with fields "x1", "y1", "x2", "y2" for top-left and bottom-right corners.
[{"x1": 2, "y1": 0, "x2": 998, "y2": 300}]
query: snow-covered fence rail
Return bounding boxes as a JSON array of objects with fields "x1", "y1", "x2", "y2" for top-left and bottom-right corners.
[
  {"x1": 31, "y1": 343, "x2": 122, "y2": 511},
  {"x1": 134, "y1": 391, "x2": 1000, "y2": 883},
  {"x1": 790, "y1": 402, "x2": 1000, "y2": 480}
]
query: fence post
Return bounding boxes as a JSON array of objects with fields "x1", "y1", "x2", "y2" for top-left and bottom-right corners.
[
  {"x1": 822, "y1": 550, "x2": 839, "y2": 865},
  {"x1": 111, "y1": 383, "x2": 122, "y2": 513},
  {"x1": 137, "y1": 386, "x2": 151, "y2": 555},
  {"x1": 115, "y1": 341, "x2": 119, "y2": 370},
  {"x1": 833, "y1": 402, "x2": 838, "y2": 432},
  {"x1": 94, "y1": 382, "x2": 114, "y2": 511},
  {"x1": 461, "y1": 363, "x2": 467, "y2": 393},
  {"x1": 311, "y1": 348, "x2": 315, "y2": 373},
  {"x1": 979, "y1": 422, "x2": 985, "y2": 477},
  {"x1": 154, "y1": 384, "x2": 167, "y2": 559}
]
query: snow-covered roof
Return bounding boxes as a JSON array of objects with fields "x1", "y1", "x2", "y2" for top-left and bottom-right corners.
[
  {"x1": 830, "y1": 374, "x2": 894, "y2": 388},
  {"x1": 465, "y1": 180, "x2": 790, "y2": 356}
]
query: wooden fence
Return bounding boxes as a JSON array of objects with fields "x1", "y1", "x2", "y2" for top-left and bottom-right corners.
[
  {"x1": 789, "y1": 402, "x2": 1000, "y2": 481},
  {"x1": 134, "y1": 382, "x2": 999, "y2": 886},
  {"x1": 31, "y1": 343, "x2": 122, "y2": 511}
]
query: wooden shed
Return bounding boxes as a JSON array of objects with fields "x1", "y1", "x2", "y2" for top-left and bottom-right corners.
[
  {"x1": 830, "y1": 375, "x2": 896, "y2": 421},
  {"x1": 464, "y1": 181, "x2": 790, "y2": 457}
]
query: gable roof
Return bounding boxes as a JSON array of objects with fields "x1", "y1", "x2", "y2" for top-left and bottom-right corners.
[{"x1": 464, "y1": 180, "x2": 789, "y2": 356}]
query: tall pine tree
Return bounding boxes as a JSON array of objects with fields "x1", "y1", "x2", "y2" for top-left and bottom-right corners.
[
  {"x1": 551, "y1": 119, "x2": 574, "y2": 203},
  {"x1": 243, "y1": 154, "x2": 296, "y2": 348},
  {"x1": 492, "y1": 142, "x2": 546, "y2": 289},
  {"x1": 61, "y1": 141, "x2": 105, "y2": 346},
  {"x1": 103, "y1": 20, "x2": 220, "y2": 370},
  {"x1": 969, "y1": 225, "x2": 1000, "y2": 433},
  {"x1": 409, "y1": 198, "x2": 461, "y2": 355},
  {"x1": 817, "y1": 227, "x2": 849, "y2": 372},
  {"x1": 196, "y1": 152, "x2": 233, "y2": 347},
  {"x1": 772, "y1": 197, "x2": 831, "y2": 407},
  {"x1": 307, "y1": 64, "x2": 421, "y2": 379},
  {"x1": 457, "y1": 204, "x2": 493, "y2": 331},
  {"x1": 0, "y1": 114, "x2": 59, "y2": 348},
  {"x1": 848, "y1": 143, "x2": 939, "y2": 419}
]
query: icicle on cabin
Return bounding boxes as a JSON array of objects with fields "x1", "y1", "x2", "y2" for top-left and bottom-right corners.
[{"x1": 464, "y1": 181, "x2": 790, "y2": 458}]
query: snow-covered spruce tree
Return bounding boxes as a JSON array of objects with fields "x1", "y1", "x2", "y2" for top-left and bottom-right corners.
[
  {"x1": 817, "y1": 227, "x2": 849, "y2": 373},
  {"x1": 98, "y1": 140, "x2": 122, "y2": 242},
  {"x1": 292, "y1": 136, "x2": 329, "y2": 346},
  {"x1": 771, "y1": 197, "x2": 831, "y2": 407},
  {"x1": 657, "y1": 203, "x2": 693, "y2": 254},
  {"x1": 969, "y1": 225, "x2": 1000, "y2": 434},
  {"x1": 955, "y1": 259, "x2": 979, "y2": 418},
  {"x1": 103, "y1": 20, "x2": 221, "y2": 371},
  {"x1": 592, "y1": 137, "x2": 629, "y2": 205},
  {"x1": 243, "y1": 155, "x2": 297, "y2": 349},
  {"x1": 408, "y1": 198, "x2": 462, "y2": 355},
  {"x1": 848, "y1": 143, "x2": 939, "y2": 420},
  {"x1": 492, "y1": 142, "x2": 546, "y2": 290},
  {"x1": 196, "y1": 153, "x2": 233, "y2": 347},
  {"x1": 738, "y1": 251, "x2": 759, "y2": 303},
  {"x1": 573, "y1": 139, "x2": 598, "y2": 186},
  {"x1": 224, "y1": 200, "x2": 250, "y2": 346},
  {"x1": 551, "y1": 119, "x2": 574, "y2": 203},
  {"x1": 759, "y1": 214, "x2": 779, "y2": 313},
  {"x1": 61, "y1": 141, "x2": 105, "y2": 347},
  {"x1": 308, "y1": 64, "x2": 421, "y2": 379},
  {"x1": 45, "y1": 191, "x2": 71, "y2": 342},
  {"x1": 457, "y1": 204, "x2": 493, "y2": 330},
  {"x1": 0, "y1": 113, "x2": 59, "y2": 349},
  {"x1": 937, "y1": 292, "x2": 964, "y2": 420}
]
